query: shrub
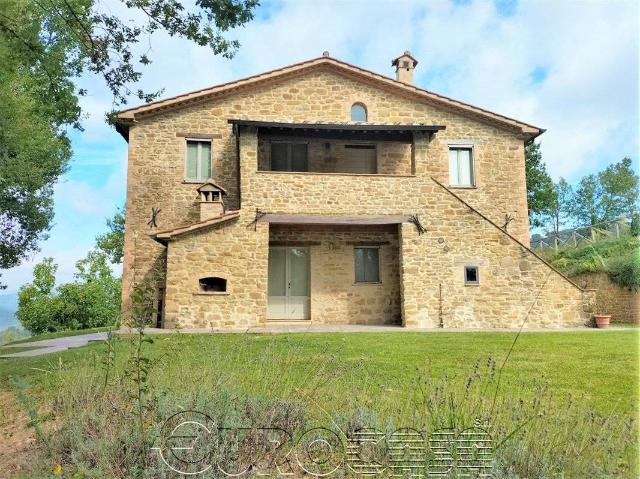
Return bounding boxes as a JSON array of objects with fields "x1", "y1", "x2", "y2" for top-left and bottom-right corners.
[
  {"x1": 16, "y1": 252, "x2": 120, "y2": 334},
  {"x1": 544, "y1": 236, "x2": 640, "y2": 288},
  {"x1": 607, "y1": 253, "x2": 640, "y2": 291},
  {"x1": 631, "y1": 213, "x2": 640, "y2": 237}
]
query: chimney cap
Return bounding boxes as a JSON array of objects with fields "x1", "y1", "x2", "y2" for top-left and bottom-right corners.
[
  {"x1": 391, "y1": 51, "x2": 418, "y2": 67},
  {"x1": 196, "y1": 179, "x2": 227, "y2": 195}
]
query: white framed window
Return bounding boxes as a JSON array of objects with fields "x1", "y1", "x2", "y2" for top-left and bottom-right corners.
[
  {"x1": 354, "y1": 246, "x2": 380, "y2": 283},
  {"x1": 343, "y1": 144, "x2": 377, "y2": 173},
  {"x1": 351, "y1": 103, "x2": 368, "y2": 122},
  {"x1": 185, "y1": 139, "x2": 212, "y2": 181},
  {"x1": 464, "y1": 265, "x2": 479, "y2": 285},
  {"x1": 448, "y1": 147, "x2": 475, "y2": 186},
  {"x1": 270, "y1": 142, "x2": 308, "y2": 172}
]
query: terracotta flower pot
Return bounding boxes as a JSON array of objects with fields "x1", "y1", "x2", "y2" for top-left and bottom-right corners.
[{"x1": 594, "y1": 314, "x2": 611, "y2": 329}]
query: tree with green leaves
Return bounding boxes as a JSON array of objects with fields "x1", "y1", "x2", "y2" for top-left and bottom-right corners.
[
  {"x1": 525, "y1": 141, "x2": 555, "y2": 228},
  {"x1": 0, "y1": 0, "x2": 258, "y2": 288},
  {"x1": 16, "y1": 251, "x2": 121, "y2": 334},
  {"x1": 547, "y1": 178, "x2": 573, "y2": 235},
  {"x1": 572, "y1": 158, "x2": 639, "y2": 226},
  {"x1": 96, "y1": 207, "x2": 125, "y2": 264}
]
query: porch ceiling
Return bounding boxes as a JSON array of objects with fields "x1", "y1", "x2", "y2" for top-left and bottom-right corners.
[{"x1": 257, "y1": 214, "x2": 412, "y2": 225}]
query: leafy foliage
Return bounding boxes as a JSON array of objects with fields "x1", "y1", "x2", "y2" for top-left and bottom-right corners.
[
  {"x1": 16, "y1": 252, "x2": 120, "y2": 334},
  {"x1": 543, "y1": 236, "x2": 640, "y2": 290},
  {"x1": 0, "y1": 0, "x2": 258, "y2": 286},
  {"x1": 0, "y1": 326, "x2": 29, "y2": 345},
  {"x1": 525, "y1": 142, "x2": 555, "y2": 228},
  {"x1": 96, "y1": 207, "x2": 125, "y2": 264},
  {"x1": 571, "y1": 158, "x2": 639, "y2": 226},
  {"x1": 0, "y1": 0, "x2": 259, "y2": 109},
  {"x1": 607, "y1": 253, "x2": 640, "y2": 292},
  {"x1": 546, "y1": 177, "x2": 572, "y2": 234},
  {"x1": 526, "y1": 148, "x2": 638, "y2": 234},
  {"x1": 0, "y1": 0, "x2": 79, "y2": 286}
]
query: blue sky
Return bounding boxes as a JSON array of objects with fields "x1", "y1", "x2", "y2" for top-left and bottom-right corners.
[{"x1": 0, "y1": 0, "x2": 638, "y2": 299}]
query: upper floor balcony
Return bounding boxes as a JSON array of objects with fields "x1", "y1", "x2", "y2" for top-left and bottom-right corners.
[{"x1": 230, "y1": 120, "x2": 447, "y2": 215}]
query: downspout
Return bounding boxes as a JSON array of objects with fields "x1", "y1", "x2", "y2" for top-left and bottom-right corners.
[{"x1": 233, "y1": 123, "x2": 241, "y2": 209}]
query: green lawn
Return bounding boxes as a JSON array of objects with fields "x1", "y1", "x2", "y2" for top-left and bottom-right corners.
[
  {"x1": 1, "y1": 330, "x2": 637, "y2": 414},
  {"x1": 1, "y1": 330, "x2": 637, "y2": 478}
]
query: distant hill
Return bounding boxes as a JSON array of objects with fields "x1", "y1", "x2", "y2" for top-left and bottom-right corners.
[{"x1": 0, "y1": 293, "x2": 19, "y2": 330}]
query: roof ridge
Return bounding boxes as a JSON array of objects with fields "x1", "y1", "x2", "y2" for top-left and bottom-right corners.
[{"x1": 116, "y1": 55, "x2": 543, "y2": 137}]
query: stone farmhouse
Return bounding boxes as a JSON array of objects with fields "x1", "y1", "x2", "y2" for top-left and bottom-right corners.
[{"x1": 115, "y1": 52, "x2": 594, "y2": 329}]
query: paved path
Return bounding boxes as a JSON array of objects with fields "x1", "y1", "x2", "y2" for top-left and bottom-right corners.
[
  {"x1": 120, "y1": 324, "x2": 635, "y2": 335},
  {"x1": 0, "y1": 332, "x2": 107, "y2": 358}
]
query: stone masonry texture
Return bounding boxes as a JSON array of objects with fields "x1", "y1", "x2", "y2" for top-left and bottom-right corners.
[
  {"x1": 120, "y1": 64, "x2": 592, "y2": 328},
  {"x1": 571, "y1": 272, "x2": 639, "y2": 324}
]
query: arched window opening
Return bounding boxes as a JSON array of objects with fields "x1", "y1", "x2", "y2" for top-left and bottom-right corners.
[
  {"x1": 199, "y1": 277, "x2": 227, "y2": 292},
  {"x1": 350, "y1": 103, "x2": 367, "y2": 122}
]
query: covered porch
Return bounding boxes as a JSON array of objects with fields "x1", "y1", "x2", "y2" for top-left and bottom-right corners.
[{"x1": 259, "y1": 214, "x2": 409, "y2": 325}]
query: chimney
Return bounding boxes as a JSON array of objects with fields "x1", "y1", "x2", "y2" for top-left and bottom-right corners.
[
  {"x1": 391, "y1": 51, "x2": 418, "y2": 84},
  {"x1": 196, "y1": 180, "x2": 227, "y2": 221}
]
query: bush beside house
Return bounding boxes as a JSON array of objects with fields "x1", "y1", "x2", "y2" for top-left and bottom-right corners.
[{"x1": 16, "y1": 252, "x2": 121, "y2": 334}]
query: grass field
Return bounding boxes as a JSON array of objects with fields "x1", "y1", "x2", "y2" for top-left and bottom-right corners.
[
  {"x1": 2, "y1": 330, "x2": 637, "y2": 413},
  {"x1": 1, "y1": 329, "x2": 638, "y2": 477}
]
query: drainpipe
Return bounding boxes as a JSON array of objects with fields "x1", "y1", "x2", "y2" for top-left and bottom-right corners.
[
  {"x1": 439, "y1": 283, "x2": 444, "y2": 328},
  {"x1": 233, "y1": 123, "x2": 241, "y2": 209}
]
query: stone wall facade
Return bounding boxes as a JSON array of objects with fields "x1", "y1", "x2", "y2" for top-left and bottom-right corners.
[
  {"x1": 269, "y1": 224, "x2": 401, "y2": 325},
  {"x1": 571, "y1": 272, "x2": 639, "y2": 324},
  {"x1": 120, "y1": 64, "x2": 591, "y2": 329}
]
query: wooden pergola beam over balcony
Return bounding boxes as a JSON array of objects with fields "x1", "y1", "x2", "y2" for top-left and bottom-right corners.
[{"x1": 228, "y1": 119, "x2": 446, "y2": 142}]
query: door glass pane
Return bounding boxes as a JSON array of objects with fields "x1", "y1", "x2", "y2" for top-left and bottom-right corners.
[
  {"x1": 186, "y1": 141, "x2": 199, "y2": 179},
  {"x1": 448, "y1": 149, "x2": 458, "y2": 185},
  {"x1": 200, "y1": 142, "x2": 212, "y2": 179},
  {"x1": 458, "y1": 149, "x2": 472, "y2": 185},
  {"x1": 271, "y1": 143, "x2": 289, "y2": 171},
  {"x1": 268, "y1": 248, "x2": 286, "y2": 296},
  {"x1": 291, "y1": 144, "x2": 308, "y2": 171},
  {"x1": 288, "y1": 248, "x2": 309, "y2": 296}
]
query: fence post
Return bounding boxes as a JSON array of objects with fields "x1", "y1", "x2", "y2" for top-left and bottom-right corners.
[{"x1": 615, "y1": 222, "x2": 620, "y2": 238}]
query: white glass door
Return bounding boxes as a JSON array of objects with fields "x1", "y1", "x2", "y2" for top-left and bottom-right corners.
[{"x1": 267, "y1": 247, "x2": 310, "y2": 320}]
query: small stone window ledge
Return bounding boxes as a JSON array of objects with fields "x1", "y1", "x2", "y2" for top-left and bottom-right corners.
[
  {"x1": 192, "y1": 291, "x2": 230, "y2": 296},
  {"x1": 448, "y1": 185, "x2": 478, "y2": 190}
]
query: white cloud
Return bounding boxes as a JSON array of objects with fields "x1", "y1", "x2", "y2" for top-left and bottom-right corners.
[
  {"x1": 410, "y1": 0, "x2": 639, "y2": 179},
  {"x1": 54, "y1": 153, "x2": 127, "y2": 217},
  {"x1": 121, "y1": 0, "x2": 637, "y2": 180}
]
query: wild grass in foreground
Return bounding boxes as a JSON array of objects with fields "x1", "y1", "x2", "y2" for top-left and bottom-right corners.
[{"x1": 5, "y1": 331, "x2": 638, "y2": 478}]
